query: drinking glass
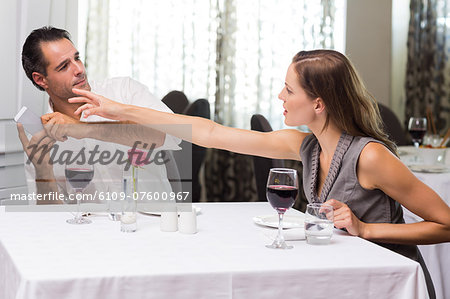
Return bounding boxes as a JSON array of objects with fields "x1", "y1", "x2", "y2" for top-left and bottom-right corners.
[
  {"x1": 408, "y1": 117, "x2": 427, "y2": 149},
  {"x1": 107, "y1": 185, "x2": 122, "y2": 221},
  {"x1": 120, "y1": 167, "x2": 137, "y2": 232},
  {"x1": 305, "y1": 203, "x2": 334, "y2": 245},
  {"x1": 65, "y1": 152, "x2": 94, "y2": 224},
  {"x1": 265, "y1": 168, "x2": 298, "y2": 249}
]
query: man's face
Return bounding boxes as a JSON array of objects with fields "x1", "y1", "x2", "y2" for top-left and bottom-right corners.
[{"x1": 36, "y1": 38, "x2": 91, "y2": 101}]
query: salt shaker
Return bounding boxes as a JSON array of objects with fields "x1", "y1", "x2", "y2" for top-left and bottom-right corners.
[
  {"x1": 178, "y1": 209, "x2": 197, "y2": 234},
  {"x1": 160, "y1": 212, "x2": 178, "y2": 232}
]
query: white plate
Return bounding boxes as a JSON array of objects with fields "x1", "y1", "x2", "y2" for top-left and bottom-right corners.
[
  {"x1": 253, "y1": 214, "x2": 304, "y2": 229},
  {"x1": 408, "y1": 164, "x2": 450, "y2": 173},
  {"x1": 139, "y1": 206, "x2": 202, "y2": 216}
]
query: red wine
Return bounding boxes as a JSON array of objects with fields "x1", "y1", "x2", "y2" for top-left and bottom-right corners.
[
  {"x1": 409, "y1": 128, "x2": 426, "y2": 143},
  {"x1": 266, "y1": 185, "x2": 297, "y2": 213},
  {"x1": 65, "y1": 168, "x2": 94, "y2": 190}
]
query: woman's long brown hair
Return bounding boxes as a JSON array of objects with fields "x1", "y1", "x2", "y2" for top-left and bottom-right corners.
[{"x1": 292, "y1": 50, "x2": 397, "y2": 154}]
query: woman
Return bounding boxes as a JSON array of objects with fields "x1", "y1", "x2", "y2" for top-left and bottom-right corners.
[{"x1": 70, "y1": 50, "x2": 449, "y2": 297}]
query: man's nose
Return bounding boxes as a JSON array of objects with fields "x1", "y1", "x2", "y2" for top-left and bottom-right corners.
[{"x1": 73, "y1": 61, "x2": 84, "y2": 75}]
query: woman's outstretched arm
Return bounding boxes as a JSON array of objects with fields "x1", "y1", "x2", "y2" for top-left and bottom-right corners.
[{"x1": 70, "y1": 88, "x2": 307, "y2": 160}]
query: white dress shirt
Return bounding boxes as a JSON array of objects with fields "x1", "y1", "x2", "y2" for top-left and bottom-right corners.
[{"x1": 25, "y1": 77, "x2": 181, "y2": 205}]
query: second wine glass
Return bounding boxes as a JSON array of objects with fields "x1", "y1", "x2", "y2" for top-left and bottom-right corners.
[
  {"x1": 266, "y1": 168, "x2": 298, "y2": 249},
  {"x1": 408, "y1": 117, "x2": 427, "y2": 149}
]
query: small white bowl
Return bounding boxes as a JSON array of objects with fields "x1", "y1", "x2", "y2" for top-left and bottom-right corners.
[{"x1": 417, "y1": 148, "x2": 446, "y2": 165}]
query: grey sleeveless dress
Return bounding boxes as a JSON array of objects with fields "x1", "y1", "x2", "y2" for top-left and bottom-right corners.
[{"x1": 300, "y1": 133, "x2": 435, "y2": 298}]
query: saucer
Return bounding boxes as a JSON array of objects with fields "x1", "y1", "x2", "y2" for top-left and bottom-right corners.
[{"x1": 253, "y1": 214, "x2": 304, "y2": 229}]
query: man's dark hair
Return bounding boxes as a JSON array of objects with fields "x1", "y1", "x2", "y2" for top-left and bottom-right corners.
[{"x1": 22, "y1": 26, "x2": 72, "y2": 91}]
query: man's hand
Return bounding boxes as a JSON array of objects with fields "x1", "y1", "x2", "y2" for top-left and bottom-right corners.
[
  {"x1": 324, "y1": 199, "x2": 367, "y2": 238},
  {"x1": 17, "y1": 123, "x2": 55, "y2": 173},
  {"x1": 17, "y1": 123, "x2": 61, "y2": 203},
  {"x1": 41, "y1": 112, "x2": 86, "y2": 141}
]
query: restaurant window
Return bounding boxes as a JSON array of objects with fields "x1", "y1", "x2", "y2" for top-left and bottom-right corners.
[{"x1": 78, "y1": 0, "x2": 346, "y2": 129}]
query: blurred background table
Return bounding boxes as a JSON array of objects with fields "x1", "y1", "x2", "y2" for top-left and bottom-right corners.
[
  {"x1": 398, "y1": 145, "x2": 450, "y2": 299},
  {"x1": 398, "y1": 146, "x2": 449, "y2": 204},
  {"x1": 0, "y1": 202, "x2": 428, "y2": 299}
]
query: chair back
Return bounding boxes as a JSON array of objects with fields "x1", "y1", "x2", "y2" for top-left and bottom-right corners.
[
  {"x1": 163, "y1": 150, "x2": 182, "y2": 194},
  {"x1": 161, "y1": 90, "x2": 189, "y2": 114},
  {"x1": 250, "y1": 114, "x2": 285, "y2": 201},
  {"x1": 174, "y1": 99, "x2": 211, "y2": 202},
  {"x1": 378, "y1": 103, "x2": 409, "y2": 146}
]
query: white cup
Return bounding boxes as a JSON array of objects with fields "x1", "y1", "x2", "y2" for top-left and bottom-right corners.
[
  {"x1": 178, "y1": 211, "x2": 197, "y2": 234},
  {"x1": 418, "y1": 148, "x2": 446, "y2": 165},
  {"x1": 160, "y1": 212, "x2": 178, "y2": 232}
]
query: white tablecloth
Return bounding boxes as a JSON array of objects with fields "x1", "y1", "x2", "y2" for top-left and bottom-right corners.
[
  {"x1": 398, "y1": 146, "x2": 450, "y2": 299},
  {"x1": 0, "y1": 203, "x2": 428, "y2": 299}
]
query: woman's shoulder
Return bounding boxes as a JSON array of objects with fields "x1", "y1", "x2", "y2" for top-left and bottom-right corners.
[
  {"x1": 359, "y1": 141, "x2": 393, "y2": 163},
  {"x1": 346, "y1": 134, "x2": 393, "y2": 165},
  {"x1": 357, "y1": 141, "x2": 399, "y2": 181},
  {"x1": 348, "y1": 136, "x2": 391, "y2": 159}
]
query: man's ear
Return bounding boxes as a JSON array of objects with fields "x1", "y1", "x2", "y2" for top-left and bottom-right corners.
[
  {"x1": 32, "y1": 72, "x2": 48, "y2": 90},
  {"x1": 313, "y1": 97, "x2": 326, "y2": 114}
]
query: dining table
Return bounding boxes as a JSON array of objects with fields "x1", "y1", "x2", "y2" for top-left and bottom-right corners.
[
  {"x1": 0, "y1": 202, "x2": 429, "y2": 299},
  {"x1": 398, "y1": 146, "x2": 450, "y2": 299}
]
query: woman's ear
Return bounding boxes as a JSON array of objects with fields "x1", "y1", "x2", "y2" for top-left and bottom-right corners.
[{"x1": 313, "y1": 98, "x2": 326, "y2": 113}]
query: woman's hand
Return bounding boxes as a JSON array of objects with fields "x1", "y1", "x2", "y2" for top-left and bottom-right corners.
[
  {"x1": 69, "y1": 88, "x2": 126, "y2": 121},
  {"x1": 324, "y1": 199, "x2": 367, "y2": 238}
]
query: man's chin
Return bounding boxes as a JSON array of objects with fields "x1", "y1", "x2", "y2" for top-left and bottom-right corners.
[
  {"x1": 73, "y1": 81, "x2": 91, "y2": 91},
  {"x1": 69, "y1": 84, "x2": 91, "y2": 100}
]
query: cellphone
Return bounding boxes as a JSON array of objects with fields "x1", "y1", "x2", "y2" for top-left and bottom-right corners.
[{"x1": 14, "y1": 106, "x2": 45, "y2": 135}]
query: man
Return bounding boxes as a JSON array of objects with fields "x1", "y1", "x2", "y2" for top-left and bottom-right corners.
[{"x1": 19, "y1": 26, "x2": 181, "y2": 206}]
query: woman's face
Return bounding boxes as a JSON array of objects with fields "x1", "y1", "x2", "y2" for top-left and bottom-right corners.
[{"x1": 278, "y1": 63, "x2": 317, "y2": 127}]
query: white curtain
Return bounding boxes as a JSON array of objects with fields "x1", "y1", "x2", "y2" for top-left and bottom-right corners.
[{"x1": 82, "y1": 0, "x2": 344, "y2": 129}]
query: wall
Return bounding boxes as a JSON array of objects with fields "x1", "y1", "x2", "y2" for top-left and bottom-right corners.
[
  {"x1": 0, "y1": 0, "x2": 78, "y2": 149},
  {"x1": 391, "y1": 0, "x2": 410, "y2": 123},
  {"x1": 0, "y1": 0, "x2": 17, "y2": 121},
  {"x1": 0, "y1": 0, "x2": 78, "y2": 202},
  {"x1": 346, "y1": 0, "x2": 409, "y2": 123},
  {"x1": 346, "y1": 0, "x2": 392, "y2": 107}
]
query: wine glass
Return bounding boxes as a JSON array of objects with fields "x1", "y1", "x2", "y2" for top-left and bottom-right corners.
[
  {"x1": 266, "y1": 168, "x2": 298, "y2": 249},
  {"x1": 65, "y1": 152, "x2": 94, "y2": 224},
  {"x1": 408, "y1": 117, "x2": 427, "y2": 149}
]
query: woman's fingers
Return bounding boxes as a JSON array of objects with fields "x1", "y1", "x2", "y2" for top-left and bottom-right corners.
[
  {"x1": 72, "y1": 88, "x2": 99, "y2": 99},
  {"x1": 73, "y1": 104, "x2": 94, "y2": 116},
  {"x1": 324, "y1": 198, "x2": 344, "y2": 209},
  {"x1": 68, "y1": 96, "x2": 93, "y2": 104},
  {"x1": 332, "y1": 205, "x2": 348, "y2": 216},
  {"x1": 334, "y1": 219, "x2": 351, "y2": 230},
  {"x1": 83, "y1": 107, "x2": 99, "y2": 118},
  {"x1": 71, "y1": 90, "x2": 124, "y2": 120},
  {"x1": 71, "y1": 89, "x2": 102, "y2": 110},
  {"x1": 333, "y1": 209, "x2": 351, "y2": 222}
]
